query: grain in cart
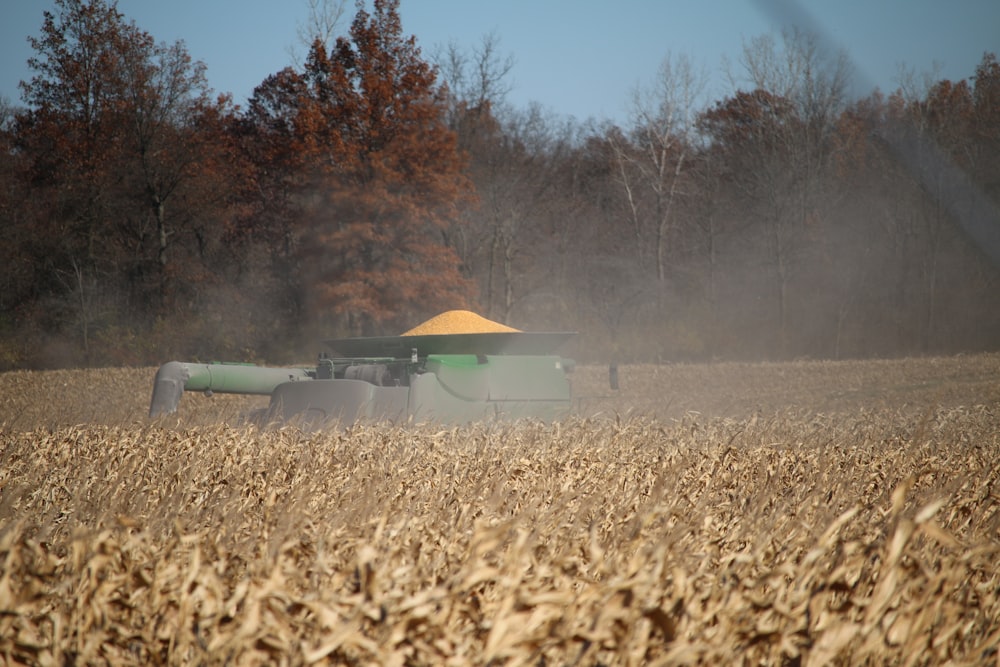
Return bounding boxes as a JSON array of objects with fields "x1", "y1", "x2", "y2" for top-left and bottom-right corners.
[{"x1": 149, "y1": 310, "x2": 575, "y2": 427}]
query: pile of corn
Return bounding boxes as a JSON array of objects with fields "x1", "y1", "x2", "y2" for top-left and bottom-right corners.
[{"x1": 401, "y1": 310, "x2": 520, "y2": 336}]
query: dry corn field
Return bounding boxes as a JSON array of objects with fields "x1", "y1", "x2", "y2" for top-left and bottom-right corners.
[{"x1": 1, "y1": 354, "x2": 999, "y2": 665}]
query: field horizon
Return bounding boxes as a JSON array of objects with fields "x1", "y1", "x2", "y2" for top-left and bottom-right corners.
[{"x1": 2, "y1": 352, "x2": 999, "y2": 430}]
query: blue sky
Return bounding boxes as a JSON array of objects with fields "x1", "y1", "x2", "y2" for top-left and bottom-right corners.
[{"x1": 2, "y1": 0, "x2": 998, "y2": 122}]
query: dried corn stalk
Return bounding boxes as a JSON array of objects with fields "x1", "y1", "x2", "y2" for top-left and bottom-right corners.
[
  {"x1": 1, "y1": 405, "x2": 998, "y2": 665},
  {"x1": 2, "y1": 360, "x2": 999, "y2": 665}
]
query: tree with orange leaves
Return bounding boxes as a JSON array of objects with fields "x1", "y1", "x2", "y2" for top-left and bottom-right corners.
[
  {"x1": 245, "y1": 0, "x2": 475, "y2": 336},
  {"x1": 15, "y1": 0, "x2": 239, "y2": 362}
]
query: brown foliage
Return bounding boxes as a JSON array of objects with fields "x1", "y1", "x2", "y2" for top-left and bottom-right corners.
[
  {"x1": 12, "y1": 0, "x2": 241, "y2": 360},
  {"x1": 243, "y1": 0, "x2": 475, "y2": 336}
]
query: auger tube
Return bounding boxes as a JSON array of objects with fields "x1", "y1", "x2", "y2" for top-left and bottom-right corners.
[{"x1": 149, "y1": 361, "x2": 314, "y2": 417}]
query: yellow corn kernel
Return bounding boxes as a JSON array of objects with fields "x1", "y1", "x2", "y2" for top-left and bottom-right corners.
[{"x1": 401, "y1": 310, "x2": 520, "y2": 336}]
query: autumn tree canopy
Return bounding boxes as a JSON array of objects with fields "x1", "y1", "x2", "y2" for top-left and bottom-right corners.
[
  {"x1": 244, "y1": 0, "x2": 474, "y2": 337},
  {"x1": 13, "y1": 0, "x2": 238, "y2": 362}
]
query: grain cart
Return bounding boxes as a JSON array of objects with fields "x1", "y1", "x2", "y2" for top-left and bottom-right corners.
[{"x1": 149, "y1": 311, "x2": 575, "y2": 428}]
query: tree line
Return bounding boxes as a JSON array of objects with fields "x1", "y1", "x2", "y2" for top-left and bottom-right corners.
[{"x1": 1, "y1": 0, "x2": 998, "y2": 369}]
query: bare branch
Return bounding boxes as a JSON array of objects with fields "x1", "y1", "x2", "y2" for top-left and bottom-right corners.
[
  {"x1": 433, "y1": 31, "x2": 515, "y2": 110},
  {"x1": 288, "y1": 0, "x2": 349, "y2": 67}
]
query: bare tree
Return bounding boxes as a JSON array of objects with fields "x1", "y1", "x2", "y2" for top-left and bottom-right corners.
[
  {"x1": 435, "y1": 31, "x2": 515, "y2": 116},
  {"x1": 719, "y1": 28, "x2": 850, "y2": 355},
  {"x1": 0, "y1": 96, "x2": 14, "y2": 129},
  {"x1": 118, "y1": 39, "x2": 218, "y2": 295},
  {"x1": 607, "y1": 54, "x2": 706, "y2": 284},
  {"x1": 430, "y1": 32, "x2": 526, "y2": 320},
  {"x1": 473, "y1": 105, "x2": 578, "y2": 322}
]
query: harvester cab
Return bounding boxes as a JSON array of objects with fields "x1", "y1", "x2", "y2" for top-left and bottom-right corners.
[{"x1": 149, "y1": 311, "x2": 576, "y2": 428}]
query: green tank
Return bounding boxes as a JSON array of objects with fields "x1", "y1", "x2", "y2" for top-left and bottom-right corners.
[{"x1": 149, "y1": 331, "x2": 576, "y2": 428}]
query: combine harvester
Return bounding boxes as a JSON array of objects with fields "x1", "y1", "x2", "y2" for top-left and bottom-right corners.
[{"x1": 149, "y1": 311, "x2": 575, "y2": 428}]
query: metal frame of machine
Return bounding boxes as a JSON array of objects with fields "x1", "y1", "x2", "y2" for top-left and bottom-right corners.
[{"x1": 149, "y1": 331, "x2": 575, "y2": 428}]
